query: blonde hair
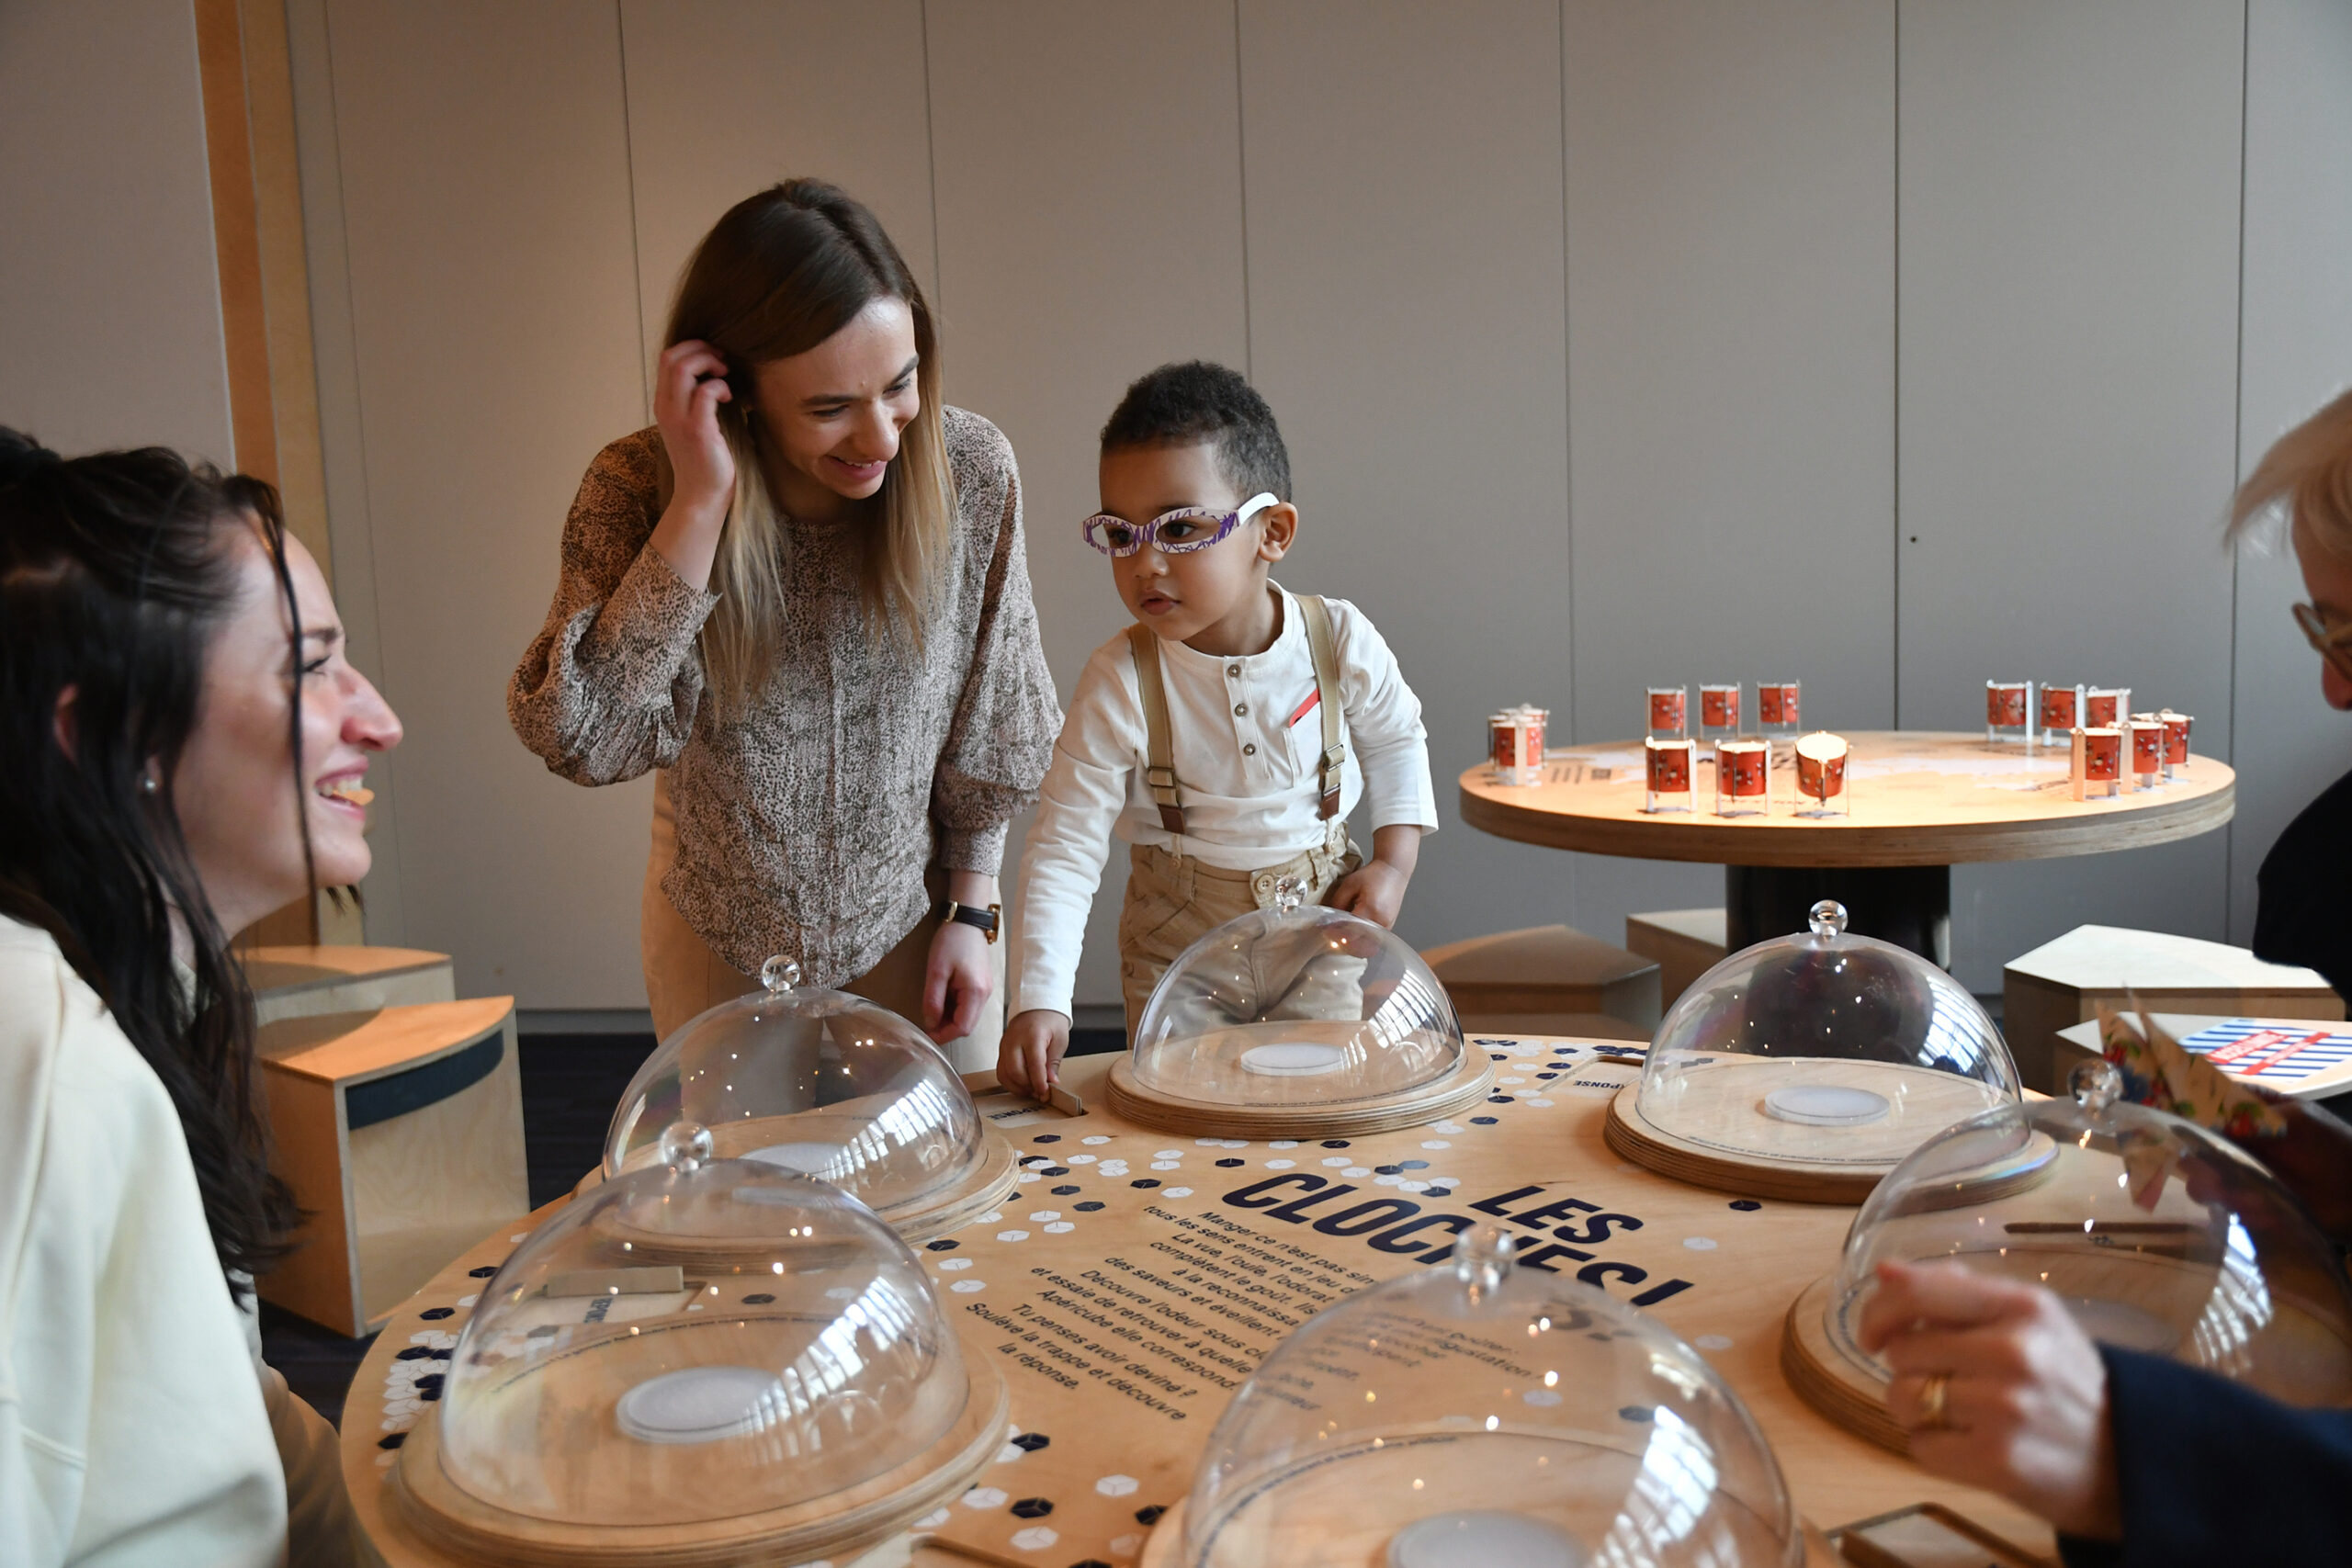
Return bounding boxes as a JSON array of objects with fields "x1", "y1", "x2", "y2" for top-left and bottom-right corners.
[
  {"x1": 2230, "y1": 386, "x2": 2352, "y2": 562},
  {"x1": 668, "y1": 181, "x2": 954, "y2": 712}
]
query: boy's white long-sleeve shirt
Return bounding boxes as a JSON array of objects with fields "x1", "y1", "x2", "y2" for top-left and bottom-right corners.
[{"x1": 1013, "y1": 587, "x2": 1436, "y2": 1019}]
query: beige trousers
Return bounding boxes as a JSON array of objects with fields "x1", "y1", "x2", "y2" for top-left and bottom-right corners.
[
  {"x1": 640, "y1": 772, "x2": 1004, "y2": 1071},
  {"x1": 1116, "y1": 825, "x2": 1360, "y2": 1040}
]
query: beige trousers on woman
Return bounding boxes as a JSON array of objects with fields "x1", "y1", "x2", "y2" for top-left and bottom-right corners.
[{"x1": 639, "y1": 772, "x2": 1004, "y2": 1071}]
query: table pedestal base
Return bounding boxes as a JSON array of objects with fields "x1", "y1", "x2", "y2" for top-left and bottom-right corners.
[{"x1": 1725, "y1": 864, "x2": 1951, "y2": 966}]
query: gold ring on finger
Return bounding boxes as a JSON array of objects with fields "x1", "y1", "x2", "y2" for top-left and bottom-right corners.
[{"x1": 1918, "y1": 1371, "x2": 1952, "y2": 1431}]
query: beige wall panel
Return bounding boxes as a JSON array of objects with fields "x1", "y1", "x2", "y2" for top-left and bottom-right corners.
[
  {"x1": 0, "y1": 0, "x2": 232, "y2": 463},
  {"x1": 617, "y1": 0, "x2": 937, "y2": 383},
  {"x1": 1237, "y1": 0, "x2": 1571, "y2": 959},
  {"x1": 323, "y1": 0, "x2": 652, "y2": 1005},
  {"x1": 926, "y1": 0, "x2": 1250, "y2": 1010},
  {"x1": 2228, "y1": 0, "x2": 2352, "y2": 947},
  {"x1": 1563, "y1": 0, "x2": 1894, "y2": 952},
  {"x1": 1896, "y1": 0, "x2": 2245, "y2": 989}
]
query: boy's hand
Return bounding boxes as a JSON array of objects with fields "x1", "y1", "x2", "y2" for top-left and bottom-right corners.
[
  {"x1": 999, "y1": 1009, "x2": 1072, "y2": 1100},
  {"x1": 1328, "y1": 858, "x2": 1410, "y2": 928}
]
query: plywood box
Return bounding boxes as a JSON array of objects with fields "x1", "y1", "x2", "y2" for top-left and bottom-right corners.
[
  {"x1": 239, "y1": 943, "x2": 454, "y2": 1025},
  {"x1": 2004, "y1": 925, "x2": 2343, "y2": 1094},
  {"x1": 1626, "y1": 908, "x2": 1730, "y2": 1010},
  {"x1": 1422, "y1": 923, "x2": 1661, "y2": 1032},
  {"x1": 257, "y1": 998, "x2": 528, "y2": 1336}
]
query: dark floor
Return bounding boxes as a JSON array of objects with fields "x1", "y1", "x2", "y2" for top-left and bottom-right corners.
[{"x1": 263, "y1": 1023, "x2": 1131, "y2": 1427}]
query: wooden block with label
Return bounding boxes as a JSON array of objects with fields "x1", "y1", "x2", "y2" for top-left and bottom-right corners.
[
  {"x1": 1422, "y1": 923, "x2": 1662, "y2": 1032},
  {"x1": 2004, "y1": 925, "x2": 2343, "y2": 1095},
  {"x1": 257, "y1": 998, "x2": 528, "y2": 1336},
  {"x1": 1626, "y1": 908, "x2": 1730, "y2": 1010}
]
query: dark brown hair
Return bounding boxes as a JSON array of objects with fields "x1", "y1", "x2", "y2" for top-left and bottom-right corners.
[
  {"x1": 667, "y1": 180, "x2": 953, "y2": 705},
  {"x1": 0, "y1": 428, "x2": 302, "y2": 1295}
]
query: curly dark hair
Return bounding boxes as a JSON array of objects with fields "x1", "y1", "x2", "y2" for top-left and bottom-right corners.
[
  {"x1": 1100, "y1": 360, "x2": 1293, "y2": 502},
  {"x1": 0, "y1": 426, "x2": 305, "y2": 1297}
]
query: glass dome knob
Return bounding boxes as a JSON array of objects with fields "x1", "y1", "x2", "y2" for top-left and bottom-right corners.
[
  {"x1": 1808, "y1": 900, "x2": 1849, "y2": 938},
  {"x1": 759, "y1": 955, "x2": 801, "y2": 992},
  {"x1": 1453, "y1": 1221, "x2": 1515, "y2": 1301},
  {"x1": 1271, "y1": 874, "x2": 1305, "y2": 915},
  {"x1": 657, "y1": 1119, "x2": 715, "y2": 1171},
  {"x1": 2070, "y1": 1057, "x2": 2123, "y2": 1113}
]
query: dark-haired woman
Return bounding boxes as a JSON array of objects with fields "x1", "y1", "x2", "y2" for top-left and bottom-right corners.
[
  {"x1": 510, "y1": 180, "x2": 1057, "y2": 1064},
  {"x1": 0, "y1": 430, "x2": 399, "y2": 1564}
]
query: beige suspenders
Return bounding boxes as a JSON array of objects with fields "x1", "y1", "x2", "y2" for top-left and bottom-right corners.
[{"x1": 1128, "y1": 592, "x2": 1345, "y2": 838}]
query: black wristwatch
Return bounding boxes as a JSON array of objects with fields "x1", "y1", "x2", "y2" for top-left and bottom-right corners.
[{"x1": 943, "y1": 899, "x2": 1001, "y2": 943}]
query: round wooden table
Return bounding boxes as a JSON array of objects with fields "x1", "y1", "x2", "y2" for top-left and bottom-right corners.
[{"x1": 1459, "y1": 731, "x2": 2234, "y2": 962}]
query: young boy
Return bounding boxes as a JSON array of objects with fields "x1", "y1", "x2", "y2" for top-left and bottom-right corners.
[{"x1": 998, "y1": 362, "x2": 1436, "y2": 1096}]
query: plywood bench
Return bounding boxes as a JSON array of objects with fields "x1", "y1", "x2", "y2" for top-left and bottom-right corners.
[
  {"x1": 257, "y1": 998, "x2": 528, "y2": 1336},
  {"x1": 1626, "y1": 908, "x2": 1729, "y2": 1010},
  {"x1": 2004, "y1": 925, "x2": 2343, "y2": 1094},
  {"x1": 239, "y1": 943, "x2": 454, "y2": 1026},
  {"x1": 1422, "y1": 923, "x2": 1661, "y2": 1034}
]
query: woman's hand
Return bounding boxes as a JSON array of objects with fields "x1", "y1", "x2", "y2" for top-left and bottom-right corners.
[
  {"x1": 923, "y1": 918, "x2": 993, "y2": 1043},
  {"x1": 1858, "y1": 1259, "x2": 2122, "y2": 1542},
  {"x1": 647, "y1": 340, "x2": 736, "y2": 590}
]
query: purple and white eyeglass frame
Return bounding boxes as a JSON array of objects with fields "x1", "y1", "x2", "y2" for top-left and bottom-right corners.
[{"x1": 1080, "y1": 492, "x2": 1280, "y2": 557}]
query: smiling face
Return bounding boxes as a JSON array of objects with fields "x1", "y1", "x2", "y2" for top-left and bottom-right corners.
[
  {"x1": 1099, "y1": 441, "x2": 1297, "y2": 657},
  {"x1": 171, "y1": 524, "x2": 401, "y2": 934},
  {"x1": 748, "y1": 296, "x2": 920, "y2": 522},
  {"x1": 2296, "y1": 517, "x2": 2352, "y2": 712}
]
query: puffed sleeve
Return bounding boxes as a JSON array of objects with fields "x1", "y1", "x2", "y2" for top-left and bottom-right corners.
[
  {"x1": 930, "y1": 420, "x2": 1061, "y2": 873},
  {"x1": 507, "y1": 430, "x2": 720, "y2": 786}
]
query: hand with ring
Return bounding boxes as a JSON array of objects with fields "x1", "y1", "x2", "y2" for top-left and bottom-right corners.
[{"x1": 1857, "y1": 1259, "x2": 2121, "y2": 1543}]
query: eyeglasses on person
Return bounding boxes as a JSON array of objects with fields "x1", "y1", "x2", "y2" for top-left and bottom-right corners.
[{"x1": 1080, "y1": 492, "x2": 1280, "y2": 557}]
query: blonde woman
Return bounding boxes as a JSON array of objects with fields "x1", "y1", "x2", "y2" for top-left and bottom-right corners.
[
  {"x1": 2235, "y1": 385, "x2": 2352, "y2": 1000},
  {"x1": 511, "y1": 182, "x2": 1057, "y2": 1062}
]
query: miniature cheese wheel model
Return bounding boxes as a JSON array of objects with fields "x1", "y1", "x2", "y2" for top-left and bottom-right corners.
[
  {"x1": 599, "y1": 957, "x2": 1016, "y2": 1242},
  {"x1": 1105, "y1": 877, "x2": 1493, "y2": 1137},
  {"x1": 1604, "y1": 901, "x2": 2021, "y2": 1203},
  {"x1": 1167, "y1": 1222, "x2": 1802, "y2": 1567},
  {"x1": 395, "y1": 1122, "x2": 1009, "y2": 1566},
  {"x1": 1782, "y1": 1060, "x2": 2352, "y2": 1453}
]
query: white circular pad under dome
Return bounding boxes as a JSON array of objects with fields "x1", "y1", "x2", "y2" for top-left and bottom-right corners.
[
  {"x1": 395, "y1": 1122, "x2": 1009, "y2": 1565},
  {"x1": 1785, "y1": 1059, "x2": 2352, "y2": 1450},
  {"x1": 1611, "y1": 901, "x2": 2020, "y2": 1201},
  {"x1": 604, "y1": 957, "x2": 1016, "y2": 1239},
  {"x1": 1178, "y1": 1223, "x2": 1801, "y2": 1566},
  {"x1": 1108, "y1": 878, "x2": 1489, "y2": 1137}
]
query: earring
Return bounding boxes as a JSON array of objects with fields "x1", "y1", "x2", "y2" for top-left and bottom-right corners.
[{"x1": 139, "y1": 772, "x2": 159, "y2": 795}]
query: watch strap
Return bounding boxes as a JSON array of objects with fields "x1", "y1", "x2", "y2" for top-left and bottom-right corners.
[{"x1": 944, "y1": 900, "x2": 1001, "y2": 942}]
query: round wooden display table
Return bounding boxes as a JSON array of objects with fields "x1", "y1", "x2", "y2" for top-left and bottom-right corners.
[
  {"x1": 1461, "y1": 732, "x2": 2233, "y2": 963},
  {"x1": 1134, "y1": 1497, "x2": 1848, "y2": 1568}
]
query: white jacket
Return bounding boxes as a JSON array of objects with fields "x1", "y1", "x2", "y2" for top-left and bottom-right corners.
[{"x1": 0, "y1": 916, "x2": 286, "y2": 1567}]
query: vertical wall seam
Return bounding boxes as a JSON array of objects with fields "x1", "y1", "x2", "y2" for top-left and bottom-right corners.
[
  {"x1": 1891, "y1": 0, "x2": 1903, "y2": 731},
  {"x1": 1233, "y1": 0, "x2": 1253, "y2": 379},
  {"x1": 919, "y1": 0, "x2": 944, "y2": 312},
  {"x1": 2225, "y1": 0, "x2": 2251, "y2": 931},
  {"x1": 1557, "y1": 0, "x2": 1575, "y2": 745},
  {"x1": 615, "y1": 1, "x2": 650, "y2": 417},
  {"x1": 314, "y1": 0, "x2": 401, "y2": 931}
]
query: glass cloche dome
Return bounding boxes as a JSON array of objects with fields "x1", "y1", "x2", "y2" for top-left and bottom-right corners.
[
  {"x1": 1817, "y1": 1059, "x2": 2352, "y2": 1414},
  {"x1": 605, "y1": 957, "x2": 1015, "y2": 1240},
  {"x1": 396, "y1": 1122, "x2": 1008, "y2": 1563},
  {"x1": 1179, "y1": 1223, "x2": 1800, "y2": 1567},
  {"x1": 1621, "y1": 902, "x2": 2018, "y2": 1199},
  {"x1": 1108, "y1": 878, "x2": 1485, "y2": 1136}
]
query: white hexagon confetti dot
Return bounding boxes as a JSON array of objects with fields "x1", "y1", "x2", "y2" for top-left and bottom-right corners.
[
  {"x1": 963, "y1": 1486, "x2": 1007, "y2": 1508},
  {"x1": 1344, "y1": 1167, "x2": 1372, "y2": 1178},
  {"x1": 1684, "y1": 1236, "x2": 1718, "y2": 1251},
  {"x1": 1270, "y1": 1139, "x2": 1299, "y2": 1149},
  {"x1": 1265, "y1": 1158, "x2": 1295, "y2": 1169},
  {"x1": 1044, "y1": 1222, "x2": 1075, "y2": 1234},
  {"x1": 1111, "y1": 1533, "x2": 1143, "y2": 1555},
  {"x1": 1420, "y1": 1139, "x2": 1452, "y2": 1149},
  {"x1": 916, "y1": 1507, "x2": 952, "y2": 1528},
  {"x1": 996, "y1": 1230, "x2": 1031, "y2": 1242},
  {"x1": 1156, "y1": 1149, "x2": 1184, "y2": 1159},
  {"x1": 1150, "y1": 1160, "x2": 1182, "y2": 1170},
  {"x1": 939, "y1": 1258, "x2": 974, "y2": 1271},
  {"x1": 1321, "y1": 1156, "x2": 1351, "y2": 1168},
  {"x1": 1095, "y1": 1473, "x2": 1141, "y2": 1496},
  {"x1": 978, "y1": 1211, "x2": 1004, "y2": 1224},
  {"x1": 1011, "y1": 1527, "x2": 1059, "y2": 1551},
  {"x1": 1081, "y1": 1134, "x2": 1112, "y2": 1145},
  {"x1": 1067, "y1": 1154, "x2": 1097, "y2": 1165},
  {"x1": 950, "y1": 1280, "x2": 986, "y2": 1293},
  {"x1": 1028, "y1": 1211, "x2": 1062, "y2": 1222},
  {"x1": 1163, "y1": 1187, "x2": 1193, "y2": 1198}
]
